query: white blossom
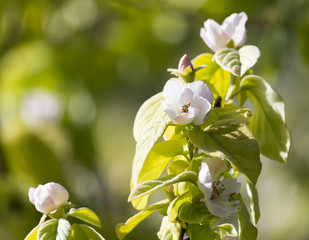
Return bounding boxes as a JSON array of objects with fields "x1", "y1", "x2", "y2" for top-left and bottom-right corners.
[
  {"x1": 28, "y1": 182, "x2": 69, "y2": 214},
  {"x1": 162, "y1": 80, "x2": 213, "y2": 125},
  {"x1": 200, "y1": 12, "x2": 247, "y2": 52},
  {"x1": 198, "y1": 157, "x2": 241, "y2": 217}
]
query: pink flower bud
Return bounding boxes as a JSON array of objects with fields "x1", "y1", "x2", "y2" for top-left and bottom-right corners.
[
  {"x1": 28, "y1": 182, "x2": 69, "y2": 214},
  {"x1": 178, "y1": 54, "x2": 194, "y2": 74}
]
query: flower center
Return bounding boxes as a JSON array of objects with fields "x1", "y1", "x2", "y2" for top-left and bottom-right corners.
[
  {"x1": 210, "y1": 181, "x2": 225, "y2": 200},
  {"x1": 181, "y1": 103, "x2": 191, "y2": 113}
]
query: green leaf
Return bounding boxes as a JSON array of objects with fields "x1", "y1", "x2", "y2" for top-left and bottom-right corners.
[
  {"x1": 129, "y1": 171, "x2": 197, "y2": 202},
  {"x1": 246, "y1": 181, "x2": 260, "y2": 225},
  {"x1": 192, "y1": 53, "x2": 231, "y2": 99},
  {"x1": 25, "y1": 225, "x2": 39, "y2": 240},
  {"x1": 37, "y1": 219, "x2": 71, "y2": 240},
  {"x1": 67, "y1": 207, "x2": 101, "y2": 228},
  {"x1": 186, "y1": 223, "x2": 219, "y2": 240},
  {"x1": 157, "y1": 216, "x2": 182, "y2": 240},
  {"x1": 214, "y1": 45, "x2": 260, "y2": 77},
  {"x1": 237, "y1": 194, "x2": 258, "y2": 240},
  {"x1": 179, "y1": 202, "x2": 212, "y2": 224},
  {"x1": 152, "y1": 140, "x2": 183, "y2": 157},
  {"x1": 71, "y1": 224, "x2": 105, "y2": 240},
  {"x1": 116, "y1": 199, "x2": 170, "y2": 240},
  {"x1": 214, "y1": 223, "x2": 238, "y2": 239},
  {"x1": 131, "y1": 92, "x2": 171, "y2": 209},
  {"x1": 205, "y1": 105, "x2": 250, "y2": 126},
  {"x1": 188, "y1": 120, "x2": 261, "y2": 185},
  {"x1": 239, "y1": 75, "x2": 291, "y2": 162},
  {"x1": 167, "y1": 191, "x2": 192, "y2": 222},
  {"x1": 167, "y1": 160, "x2": 188, "y2": 175}
]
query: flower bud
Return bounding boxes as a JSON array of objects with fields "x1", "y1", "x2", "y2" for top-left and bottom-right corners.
[
  {"x1": 178, "y1": 54, "x2": 194, "y2": 75},
  {"x1": 28, "y1": 182, "x2": 69, "y2": 214},
  {"x1": 200, "y1": 12, "x2": 248, "y2": 52}
]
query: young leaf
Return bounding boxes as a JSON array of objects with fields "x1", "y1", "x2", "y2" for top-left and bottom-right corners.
[
  {"x1": 167, "y1": 191, "x2": 192, "y2": 222},
  {"x1": 246, "y1": 181, "x2": 260, "y2": 225},
  {"x1": 116, "y1": 199, "x2": 170, "y2": 240},
  {"x1": 237, "y1": 194, "x2": 258, "y2": 240},
  {"x1": 167, "y1": 160, "x2": 188, "y2": 175},
  {"x1": 186, "y1": 222, "x2": 219, "y2": 240},
  {"x1": 131, "y1": 92, "x2": 171, "y2": 209},
  {"x1": 37, "y1": 219, "x2": 71, "y2": 240},
  {"x1": 71, "y1": 224, "x2": 105, "y2": 240},
  {"x1": 152, "y1": 140, "x2": 183, "y2": 157},
  {"x1": 179, "y1": 202, "x2": 212, "y2": 224},
  {"x1": 214, "y1": 223, "x2": 238, "y2": 239},
  {"x1": 188, "y1": 120, "x2": 261, "y2": 185},
  {"x1": 67, "y1": 207, "x2": 101, "y2": 228},
  {"x1": 157, "y1": 216, "x2": 182, "y2": 240},
  {"x1": 128, "y1": 171, "x2": 197, "y2": 202},
  {"x1": 205, "y1": 105, "x2": 250, "y2": 126},
  {"x1": 25, "y1": 225, "x2": 39, "y2": 240},
  {"x1": 192, "y1": 53, "x2": 231, "y2": 99},
  {"x1": 214, "y1": 45, "x2": 260, "y2": 77},
  {"x1": 239, "y1": 75, "x2": 291, "y2": 163}
]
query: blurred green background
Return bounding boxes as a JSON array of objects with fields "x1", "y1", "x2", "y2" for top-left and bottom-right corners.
[{"x1": 0, "y1": 0, "x2": 308, "y2": 239}]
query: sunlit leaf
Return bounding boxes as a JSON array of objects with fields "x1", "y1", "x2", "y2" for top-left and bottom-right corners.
[
  {"x1": 214, "y1": 46, "x2": 260, "y2": 77},
  {"x1": 237, "y1": 194, "x2": 258, "y2": 240},
  {"x1": 25, "y1": 225, "x2": 39, "y2": 240},
  {"x1": 157, "y1": 216, "x2": 182, "y2": 240},
  {"x1": 186, "y1": 222, "x2": 219, "y2": 240},
  {"x1": 152, "y1": 140, "x2": 183, "y2": 157},
  {"x1": 192, "y1": 53, "x2": 231, "y2": 99},
  {"x1": 214, "y1": 223, "x2": 238, "y2": 239},
  {"x1": 37, "y1": 219, "x2": 71, "y2": 240},
  {"x1": 71, "y1": 224, "x2": 105, "y2": 240},
  {"x1": 116, "y1": 199, "x2": 170, "y2": 240},
  {"x1": 131, "y1": 92, "x2": 171, "y2": 209},
  {"x1": 205, "y1": 105, "x2": 250, "y2": 126},
  {"x1": 129, "y1": 171, "x2": 197, "y2": 201},
  {"x1": 167, "y1": 191, "x2": 192, "y2": 222},
  {"x1": 167, "y1": 160, "x2": 188, "y2": 175},
  {"x1": 239, "y1": 75, "x2": 291, "y2": 162},
  {"x1": 246, "y1": 181, "x2": 260, "y2": 225},
  {"x1": 188, "y1": 120, "x2": 261, "y2": 185},
  {"x1": 179, "y1": 202, "x2": 212, "y2": 224},
  {"x1": 67, "y1": 207, "x2": 101, "y2": 228}
]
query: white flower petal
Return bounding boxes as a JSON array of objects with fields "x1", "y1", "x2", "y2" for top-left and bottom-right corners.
[
  {"x1": 188, "y1": 81, "x2": 214, "y2": 103},
  {"x1": 178, "y1": 88, "x2": 194, "y2": 106},
  {"x1": 45, "y1": 182, "x2": 69, "y2": 207},
  {"x1": 162, "y1": 101, "x2": 178, "y2": 120},
  {"x1": 222, "y1": 12, "x2": 247, "y2": 47},
  {"x1": 163, "y1": 79, "x2": 182, "y2": 103},
  {"x1": 220, "y1": 178, "x2": 241, "y2": 198},
  {"x1": 174, "y1": 111, "x2": 195, "y2": 125},
  {"x1": 191, "y1": 97, "x2": 211, "y2": 125},
  {"x1": 206, "y1": 199, "x2": 231, "y2": 218},
  {"x1": 202, "y1": 19, "x2": 230, "y2": 51}
]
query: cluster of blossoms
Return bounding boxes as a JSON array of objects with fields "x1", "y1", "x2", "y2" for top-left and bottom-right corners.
[{"x1": 161, "y1": 12, "x2": 247, "y2": 218}]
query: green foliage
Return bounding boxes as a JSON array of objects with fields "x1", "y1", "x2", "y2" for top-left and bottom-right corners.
[
  {"x1": 188, "y1": 120, "x2": 261, "y2": 185},
  {"x1": 246, "y1": 181, "x2": 260, "y2": 225},
  {"x1": 67, "y1": 207, "x2": 101, "y2": 228},
  {"x1": 214, "y1": 46, "x2": 260, "y2": 77},
  {"x1": 24, "y1": 225, "x2": 39, "y2": 240},
  {"x1": 237, "y1": 75, "x2": 291, "y2": 162},
  {"x1": 237, "y1": 195, "x2": 258, "y2": 240},
  {"x1": 71, "y1": 224, "x2": 105, "y2": 240},
  {"x1": 157, "y1": 216, "x2": 182, "y2": 240},
  {"x1": 131, "y1": 92, "x2": 171, "y2": 209},
  {"x1": 192, "y1": 53, "x2": 231, "y2": 99},
  {"x1": 128, "y1": 171, "x2": 197, "y2": 202},
  {"x1": 116, "y1": 200, "x2": 170, "y2": 240},
  {"x1": 37, "y1": 219, "x2": 71, "y2": 240},
  {"x1": 186, "y1": 223, "x2": 219, "y2": 240}
]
